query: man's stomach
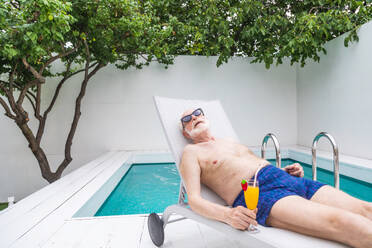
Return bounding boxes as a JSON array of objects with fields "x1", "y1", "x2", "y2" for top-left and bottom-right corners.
[{"x1": 201, "y1": 159, "x2": 270, "y2": 205}]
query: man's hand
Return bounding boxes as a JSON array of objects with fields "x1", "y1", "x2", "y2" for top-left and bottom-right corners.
[
  {"x1": 283, "y1": 163, "x2": 304, "y2": 177},
  {"x1": 226, "y1": 206, "x2": 258, "y2": 230}
]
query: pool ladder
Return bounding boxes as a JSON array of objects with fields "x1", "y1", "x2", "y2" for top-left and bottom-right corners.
[
  {"x1": 261, "y1": 133, "x2": 281, "y2": 168},
  {"x1": 262, "y1": 132, "x2": 340, "y2": 189},
  {"x1": 312, "y1": 132, "x2": 340, "y2": 189}
]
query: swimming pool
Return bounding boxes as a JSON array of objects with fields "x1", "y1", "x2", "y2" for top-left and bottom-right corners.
[{"x1": 93, "y1": 158, "x2": 372, "y2": 217}]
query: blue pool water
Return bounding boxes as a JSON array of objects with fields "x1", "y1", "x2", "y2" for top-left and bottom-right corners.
[
  {"x1": 95, "y1": 163, "x2": 180, "y2": 216},
  {"x1": 95, "y1": 159, "x2": 372, "y2": 216}
]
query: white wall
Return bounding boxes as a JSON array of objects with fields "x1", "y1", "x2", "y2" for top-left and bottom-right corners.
[
  {"x1": 0, "y1": 56, "x2": 297, "y2": 201},
  {"x1": 297, "y1": 21, "x2": 372, "y2": 159}
]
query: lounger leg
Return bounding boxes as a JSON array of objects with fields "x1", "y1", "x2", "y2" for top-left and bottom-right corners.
[
  {"x1": 148, "y1": 204, "x2": 188, "y2": 247},
  {"x1": 148, "y1": 213, "x2": 165, "y2": 247}
]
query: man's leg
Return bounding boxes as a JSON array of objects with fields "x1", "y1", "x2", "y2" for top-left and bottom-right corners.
[
  {"x1": 266, "y1": 195, "x2": 372, "y2": 248},
  {"x1": 311, "y1": 185, "x2": 372, "y2": 221}
]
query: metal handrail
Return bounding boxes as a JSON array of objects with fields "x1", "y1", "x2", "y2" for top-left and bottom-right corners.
[
  {"x1": 261, "y1": 133, "x2": 281, "y2": 168},
  {"x1": 312, "y1": 132, "x2": 340, "y2": 189}
]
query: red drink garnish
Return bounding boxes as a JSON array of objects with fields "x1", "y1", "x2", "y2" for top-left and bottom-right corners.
[{"x1": 241, "y1": 179, "x2": 248, "y2": 191}]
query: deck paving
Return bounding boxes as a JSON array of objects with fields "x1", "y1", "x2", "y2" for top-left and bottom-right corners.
[{"x1": 42, "y1": 214, "x2": 244, "y2": 248}]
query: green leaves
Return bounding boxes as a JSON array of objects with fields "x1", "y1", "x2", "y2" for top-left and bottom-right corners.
[
  {"x1": 1, "y1": 0, "x2": 371, "y2": 86},
  {"x1": 1, "y1": 0, "x2": 75, "y2": 71},
  {"x1": 3, "y1": 44, "x2": 19, "y2": 59},
  {"x1": 168, "y1": 0, "x2": 372, "y2": 68},
  {"x1": 1, "y1": 0, "x2": 194, "y2": 90}
]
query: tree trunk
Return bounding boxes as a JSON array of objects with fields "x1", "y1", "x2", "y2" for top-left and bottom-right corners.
[{"x1": 15, "y1": 121, "x2": 60, "y2": 183}]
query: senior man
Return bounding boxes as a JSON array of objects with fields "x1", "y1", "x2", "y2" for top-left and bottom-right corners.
[{"x1": 179, "y1": 107, "x2": 372, "y2": 248}]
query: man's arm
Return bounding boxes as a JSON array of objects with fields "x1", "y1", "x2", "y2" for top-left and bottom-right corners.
[{"x1": 180, "y1": 146, "x2": 257, "y2": 230}]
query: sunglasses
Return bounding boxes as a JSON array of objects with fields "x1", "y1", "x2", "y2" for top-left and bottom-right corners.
[{"x1": 181, "y1": 108, "x2": 204, "y2": 128}]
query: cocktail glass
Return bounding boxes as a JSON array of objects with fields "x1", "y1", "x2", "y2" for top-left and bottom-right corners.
[{"x1": 244, "y1": 179, "x2": 259, "y2": 232}]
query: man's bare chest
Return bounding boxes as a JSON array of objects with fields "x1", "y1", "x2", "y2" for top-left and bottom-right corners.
[{"x1": 196, "y1": 141, "x2": 243, "y2": 169}]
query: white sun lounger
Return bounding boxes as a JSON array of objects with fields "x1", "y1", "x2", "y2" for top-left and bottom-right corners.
[{"x1": 149, "y1": 96, "x2": 347, "y2": 248}]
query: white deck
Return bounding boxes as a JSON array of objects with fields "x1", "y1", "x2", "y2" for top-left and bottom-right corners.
[
  {"x1": 0, "y1": 151, "x2": 245, "y2": 248},
  {"x1": 43, "y1": 215, "x2": 245, "y2": 248},
  {"x1": 1, "y1": 148, "x2": 366, "y2": 247}
]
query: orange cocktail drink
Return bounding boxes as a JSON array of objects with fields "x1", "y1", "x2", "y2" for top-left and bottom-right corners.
[
  {"x1": 241, "y1": 179, "x2": 260, "y2": 232},
  {"x1": 244, "y1": 183, "x2": 259, "y2": 210}
]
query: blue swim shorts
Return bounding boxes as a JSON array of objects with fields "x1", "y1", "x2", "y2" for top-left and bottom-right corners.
[{"x1": 232, "y1": 164, "x2": 325, "y2": 227}]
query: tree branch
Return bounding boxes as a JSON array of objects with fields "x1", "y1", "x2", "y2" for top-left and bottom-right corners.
[
  {"x1": 17, "y1": 78, "x2": 41, "y2": 107},
  {"x1": 0, "y1": 81, "x2": 20, "y2": 116},
  {"x1": 35, "y1": 61, "x2": 98, "y2": 145},
  {"x1": 8, "y1": 81, "x2": 38, "y2": 116},
  {"x1": 39, "y1": 46, "x2": 79, "y2": 74},
  {"x1": 83, "y1": 40, "x2": 90, "y2": 81},
  {"x1": 1, "y1": 80, "x2": 37, "y2": 102},
  {"x1": 22, "y1": 58, "x2": 45, "y2": 83},
  {"x1": 16, "y1": 58, "x2": 46, "y2": 114},
  {"x1": 36, "y1": 61, "x2": 70, "y2": 144},
  {"x1": 139, "y1": 54, "x2": 158, "y2": 63},
  {"x1": 26, "y1": 89, "x2": 37, "y2": 101},
  {"x1": 35, "y1": 84, "x2": 42, "y2": 120},
  {"x1": 26, "y1": 93, "x2": 37, "y2": 116},
  {"x1": 9, "y1": 64, "x2": 17, "y2": 93},
  {"x1": 87, "y1": 62, "x2": 105, "y2": 80},
  {"x1": 0, "y1": 96, "x2": 16, "y2": 119},
  {"x1": 56, "y1": 40, "x2": 105, "y2": 177}
]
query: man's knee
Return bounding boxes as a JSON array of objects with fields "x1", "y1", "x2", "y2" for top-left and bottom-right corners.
[
  {"x1": 361, "y1": 202, "x2": 372, "y2": 217},
  {"x1": 325, "y1": 211, "x2": 354, "y2": 232}
]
